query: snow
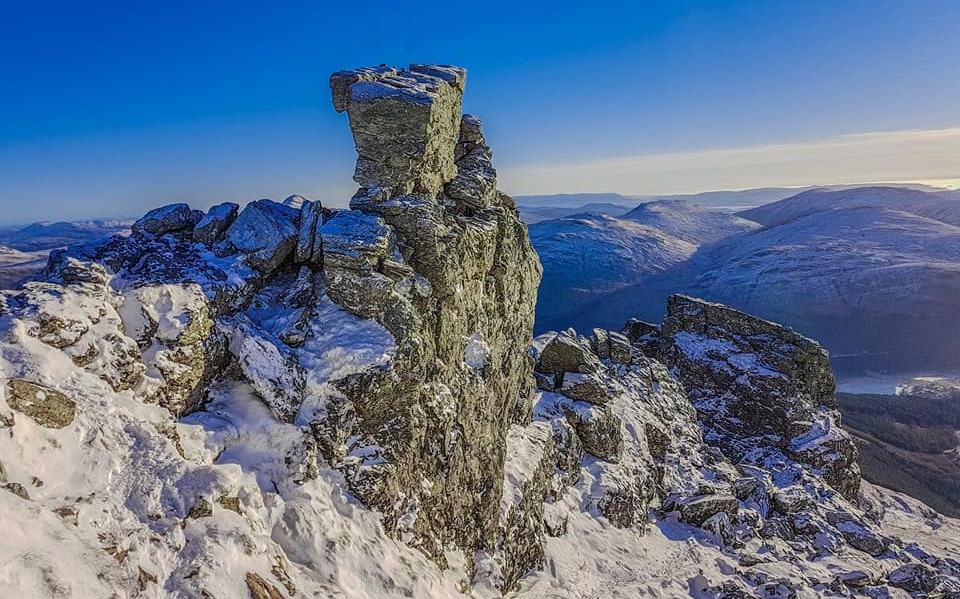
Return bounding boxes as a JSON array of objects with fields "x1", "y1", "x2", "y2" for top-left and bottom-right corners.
[
  {"x1": 0, "y1": 314, "x2": 464, "y2": 599},
  {"x1": 463, "y1": 331, "x2": 490, "y2": 371},
  {"x1": 500, "y1": 423, "x2": 551, "y2": 522}
]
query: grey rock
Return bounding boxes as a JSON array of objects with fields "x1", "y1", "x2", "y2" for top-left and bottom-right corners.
[
  {"x1": 295, "y1": 200, "x2": 325, "y2": 263},
  {"x1": 623, "y1": 318, "x2": 658, "y2": 343},
  {"x1": 607, "y1": 331, "x2": 633, "y2": 364},
  {"x1": 225, "y1": 199, "x2": 299, "y2": 273},
  {"x1": 6, "y1": 379, "x2": 76, "y2": 429},
  {"x1": 590, "y1": 328, "x2": 610, "y2": 359},
  {"x1": 188, "y1": 498, "x2": 213, "y2": 519},
  {"x1": 331, "y1": 64, "x2": 466, "y2": 197},
  {"x1": 3, "y1": 482, "x2": 30, "y2": 500},
  {"x1": 446, "y1": 119, "x2": 497, "y2": 210},
  {"x1": 318, "y1": 210, "x2": 394, "y2": 272},
  {"x1": 678, "y1": 494, "x2": 739, "y2": 526},
  {"x1": 537, "y1": 330, "x2": 600, "y2": 376},
  {"x1": 888, "y1": 563, "x2": 940, "y2": 593},
  {"x1": 193, "y1": 202, "x2": 239, "y2": 244},
  {"x1": 133, "y1": 203, "x2": 202, "y2": 236},
  {"x1": 655, "y1": 294, "x2": 861, "y2": 500},
  {"x1": 558, "y1": 372, "x2": 610, "y2": 404},
  {"x1": 323, "y1": 63, "x2": 542, "y2": 568},
  {"x1": 563, "y1": 404, "x2": 623, "y2": 461}
]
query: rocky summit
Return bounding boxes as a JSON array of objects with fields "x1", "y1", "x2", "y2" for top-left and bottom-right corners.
[{"x1": 0, "y1": 64, "x2": 958, "y2": 599}]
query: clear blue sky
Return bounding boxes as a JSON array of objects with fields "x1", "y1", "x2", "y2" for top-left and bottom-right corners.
[{"x1": 1, "y1": 0, "x2": 959, "y2": 224}]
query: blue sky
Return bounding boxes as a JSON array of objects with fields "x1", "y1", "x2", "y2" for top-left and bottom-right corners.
[{"x1": 1, "y1": 0, "x2": 959, "y2": 224}]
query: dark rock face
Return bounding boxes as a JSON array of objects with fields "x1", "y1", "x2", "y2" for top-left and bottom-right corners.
[
  {"x1": 324, "y1": 63, "x2": 542, "y2": 563},
  {"x1": 224, "y1": 199, "x2": 299, "y2": 273},
  {"x1": 193, "y1": 202, "x2": 239, "y2": 245},
  {"x1": 655, "y1": 294, "x2": 861, "y2": 500}
]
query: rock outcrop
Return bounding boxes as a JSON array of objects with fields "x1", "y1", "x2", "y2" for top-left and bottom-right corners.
[
  {"x1": 654, "y1": 294, "x2": 861, "y2": 500},
  {"x1": 325, "y1": 63, "x2": 542, "y2": 562},
  {"x1": 0, "y1": 63, "x2": 959, "y2": 599}
]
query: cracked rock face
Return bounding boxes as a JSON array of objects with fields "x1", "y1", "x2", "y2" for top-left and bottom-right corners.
[
  {"x1": 324, "y1": 63, "x2": 542, "y2": 562},
  {"x1": 654, "y1": 294, "x2": 861, "y2": 500}
]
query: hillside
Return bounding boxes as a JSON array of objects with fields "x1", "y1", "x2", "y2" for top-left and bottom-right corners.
[
  {"x1": 838, "y1": 391, "x2": 960, "y2": 517},
  {"x1": 530, "y1": 201, "x2": 760, "y2": 332}
]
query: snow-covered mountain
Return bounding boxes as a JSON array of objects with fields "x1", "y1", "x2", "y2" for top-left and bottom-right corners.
[
  {"x1": 0, "y1": 219, "x2": 132, "y2": 252},
  {"x1": 531, "y1": 201, "x2": 759, "y2": 334},
  {"x1": 0, "y1": 246, "x2": 48, "y2": 289},
  {"x1": 518, "y1": 202, "x2": 634, "y2": 224},
  {"x1": 2, "y1": 64, "x2": 959, "y2": 599},
  {"x1": 535, "y1": 187, "x2": 960, "y2": 374}
]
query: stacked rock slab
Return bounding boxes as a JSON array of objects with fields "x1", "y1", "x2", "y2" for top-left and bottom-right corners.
[{"x1": 325, "y1": 64, "x2": 542, "y2": 563}]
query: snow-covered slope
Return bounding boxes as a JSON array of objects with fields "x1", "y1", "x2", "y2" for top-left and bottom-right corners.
[
  {"x1": 739, "y1": 186, "x2": 960, "y2": 228},
  {"x1": 624, "y1": 199, "x2": 760, "y2": 243},
  {"x1": 531, "y1": 201, "x2": 757, "y2": 332},
  {"x1": 0, "y1": 246, "x2": 48, "y2": 289},
  {"x1": 518, "y1": 202, "x2": 633, "y2": 224}
]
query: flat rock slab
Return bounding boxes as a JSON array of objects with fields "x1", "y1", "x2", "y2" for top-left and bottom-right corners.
[{"x1": 6, "y1": 379, "x2": 76, "y2": 429}]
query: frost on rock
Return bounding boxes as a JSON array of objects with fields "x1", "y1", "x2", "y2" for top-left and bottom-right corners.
[{"x1": 463, "y1": 331, "x2": 490, "y2": 371}]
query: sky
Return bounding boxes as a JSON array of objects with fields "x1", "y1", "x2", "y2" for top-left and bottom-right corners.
[{"x1": 1, "y1": 0, "x2": 959, "y2": 224}]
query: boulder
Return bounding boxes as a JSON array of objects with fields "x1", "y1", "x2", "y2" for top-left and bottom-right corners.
[
  {"x1": 888, "y1": 563, "x2": 940, "y2": 593},
  {"x1": 563, "y1": 404, "x2": 623, "y2": 461},
  {"x1": 678, "y1": 494, "x2": 739, "y2": 526},
  {"x1": 558, "y1": 372, "x2": 610, "y2": 404},
  {"x1": 6, "y1": 379, "x2": 76, "y2": 429},
  {"x1": 193, "y1": 202, "x2": 239, "y2": 244},
  {"x1": 318, "y1": 210, "x2": 394, "y2": 272},
  {"x1": 537, "y1": 330, "x2": 600, "y2": 376},
  {"x1": 132, "y1": 203, "x2": 202, "y2": 236},
  {"x1": 607, "y1": 331, "x2": 633, "y2": 364},
  {"x1": 225, "y1": 199, "x2": 299, "y2": 273},
  {"x1": 295, "y1": 200, "x2": 325, "y2": 263}
]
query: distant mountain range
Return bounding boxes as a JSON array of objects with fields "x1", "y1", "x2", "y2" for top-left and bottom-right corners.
[
  {"x1": 515, "y1": 182, "x2": 949, "y2": 219},
  {"x1": 0, "y1": 219, "x2": 132, "y2": 288},
  {"x1": 530, "y1": 185, "x2": 960, "y2": 375}
]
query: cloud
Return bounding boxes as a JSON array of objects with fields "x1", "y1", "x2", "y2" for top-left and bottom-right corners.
[{"x1": 497, "y1": 126, "x2": 960, "y2": 195}]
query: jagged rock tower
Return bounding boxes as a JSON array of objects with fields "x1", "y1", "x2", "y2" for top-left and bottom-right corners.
[{"x1": 322, "y1": 64, "x2": 542, "y2": 561}]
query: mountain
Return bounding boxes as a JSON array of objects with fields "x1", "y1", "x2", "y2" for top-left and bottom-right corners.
[
  {"x1": 0, "y1": 219, "x2": 132, "y2": 252},
  {"x1": 0, "y1": 246, "x2": 48, "y2": 289},
  {"x1": 535, "y1": 187, "x2": 960, "y2": 374},
  {"x1": 518, "y1": 202, "x2": 633, "y2": 224},
  {"x1": 515, "y1": 192, "x2": 638, "y2": 208},
  {"x1": 623, "y1": 199, "x2": 760, "y2": 243},
  {"x1": 2, "y1": 63, "x2": 959, "y2": 598},
  {"x1": 531, "y1": 201, "x2": 759, "y2": 333},
  {"x1": 739, "y1": 186, "x2": 960, "y2": 227}
]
